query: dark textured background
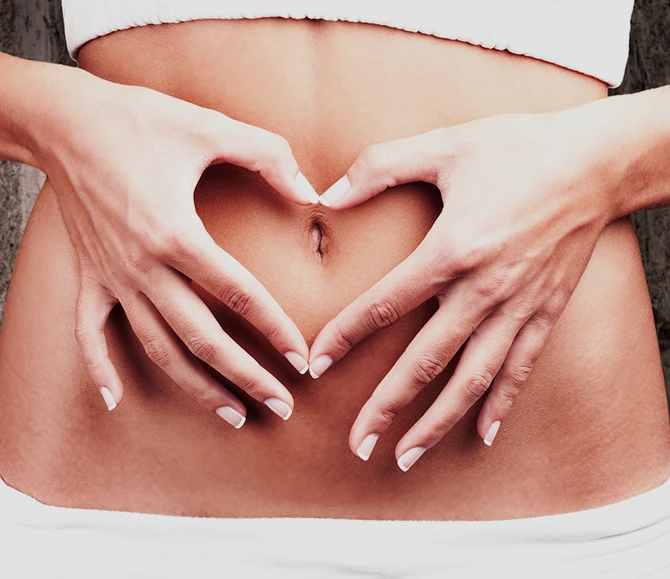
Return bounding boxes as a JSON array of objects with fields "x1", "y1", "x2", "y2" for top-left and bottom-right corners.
[{"x1": 1, "y1": 0, "x2": 670, "y2": 390}]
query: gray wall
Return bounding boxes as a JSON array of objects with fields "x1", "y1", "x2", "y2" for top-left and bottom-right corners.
[
  {"x1": 612, "y1": 0, "x2": 670, "y2": 384},
  {"x1": 1, "y1": 0, "x2": 670, "y2": 389}
]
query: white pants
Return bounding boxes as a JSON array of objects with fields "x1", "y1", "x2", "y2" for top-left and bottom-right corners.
[{"x1": 1, "y1": 473, "x2": 670, "y2": 578}]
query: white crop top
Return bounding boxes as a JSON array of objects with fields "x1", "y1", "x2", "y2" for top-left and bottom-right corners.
[{"x1": 61, "y1": 0, "x2": 636, "y2": 88}]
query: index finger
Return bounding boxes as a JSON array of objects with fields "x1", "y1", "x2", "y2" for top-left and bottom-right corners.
[
  {"x1": 308, "y1": 226, "x2": 460, "y2": 378},
  {"x1": 201, "y1": 111, "x2": 319, "y2": 206},
  {"x1": 163, "y1": 220, "x2": 310, "y2": 374},
  {"x1": 319, "y1": 127, "x2": 450, "y2": 210}
]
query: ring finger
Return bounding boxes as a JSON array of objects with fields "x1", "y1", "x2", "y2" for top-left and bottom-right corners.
[
  {"x1": 393, "y1": 307, "x2": 528, "y2": 470},
  {"x1": 120, "y1": 291, "x2": 249, "y2": 428}
]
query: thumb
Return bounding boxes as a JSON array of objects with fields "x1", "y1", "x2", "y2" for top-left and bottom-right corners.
[
  {"x1": 204, "y1": 112, "x2": 319, "y2": 205},
  {"x1": 319, "y1": 127, "x2": 452, "y2": 210}
]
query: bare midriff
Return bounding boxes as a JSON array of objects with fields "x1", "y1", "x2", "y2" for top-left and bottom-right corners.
[{"x1": 0, "y1": 18, "x2": 668, "y2": 520}]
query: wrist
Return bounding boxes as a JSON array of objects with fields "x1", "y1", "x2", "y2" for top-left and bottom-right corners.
[
  {"x1": 544, "y1": 98, "x2": 631, "y2": 227},
  {"x1": 548, "y1": 88, "x2": 670, "y2": 224},
  {"x1": 20, "y1": 62, "x2": 102, "y2": 171},
  {"x1": 573, "y1": 94, "x2": 641, "y2": 223},
  {"x1": 0, "y1": 56, "x2": 104, "y2": 172}
]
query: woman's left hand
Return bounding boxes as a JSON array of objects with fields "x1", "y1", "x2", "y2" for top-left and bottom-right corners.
[{"x1": 310, "y1": 109, "x2": 616, "y2": 471}]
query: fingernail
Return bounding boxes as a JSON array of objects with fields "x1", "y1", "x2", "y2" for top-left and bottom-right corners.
[
  {"x1": 356, "y1": 434, "x2": 380, "y2": 461},
  {"x1": 285, "y1": 351, "x2": 309, "y2": 375},
  {"x1": 295, "y1": 171, "x2": 320, "y2": 204},
  {"x1": 484, "y1": 421, "x2": 501, "y2": 446},
  {"x1": 215, "y1": 406, "x2": 246, "y2": 429},
  {"x1": 309, "y1": 355, "x2": 333, "y2": 379},
  {"x1": 319, "y1": 175, "x2": 351, "y2": 207},
  {"x1": 397, "y1": 447, "x2": 427, "y2": 472},
  {"x1": 264, "y1": 398, "x2": 293, "y2": 420},
  {"x1": 100, "y1": 387, "x2": 117, "y2": 411}
]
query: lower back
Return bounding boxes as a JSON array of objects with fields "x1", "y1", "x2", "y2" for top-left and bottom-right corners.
[{"x1": 0, "y1": 18, "x2": 668, "y2": 520}]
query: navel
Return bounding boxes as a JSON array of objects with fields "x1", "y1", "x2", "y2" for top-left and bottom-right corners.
[{"x1": 309, "y1": 220, "x2": 326, "y2": 261}]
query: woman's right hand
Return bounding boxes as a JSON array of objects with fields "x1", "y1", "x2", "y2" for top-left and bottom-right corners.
[{"x1": 31, "y1": 66, "x2": 316, "y2": 427}]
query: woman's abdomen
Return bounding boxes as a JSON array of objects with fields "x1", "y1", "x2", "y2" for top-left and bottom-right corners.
[{"x1": 0, "y1": 18, "x2": 668, "y2": 520}]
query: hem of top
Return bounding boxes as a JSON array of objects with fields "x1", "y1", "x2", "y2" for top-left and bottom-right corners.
[{"x1": 63, "y1": 7, "x2": 632, "y2": 88}]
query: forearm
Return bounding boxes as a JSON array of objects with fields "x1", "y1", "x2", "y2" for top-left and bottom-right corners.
[
  {"x1": 0, "y1": 52, "x2": 89, "y2": 169},
  {"x1": 557, "y1": 84, "x2": 670, "y2": 221}
]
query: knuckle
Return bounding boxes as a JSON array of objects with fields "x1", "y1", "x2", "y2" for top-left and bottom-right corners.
[
  {"x1": 183, "y1": 332, "x2": 217, "y2": 364},
  {"x1": 122, "y1": 244, "x2": 151, "y2": 277},
  {"x1": 262, "y1": 135, "x2": 292, "y2": 170},
  {"x1": 142, "y1": 337, "x2": 172, "y2": 368},
  {"x1": 527, "y1": 329, "x2": 550, "y2": 360},
  {"x1": 462, "y1": 368, "x2": 495, "y2": 402},
  {"x1": 509, "y1": 298, "x2": 536, "y2": 323},
  {"x1": 543, "y1": 293, "x2": 567, "y2": 320},
  {"x1": 495, "y1": 389, "x2": 517, "y2": 415},
  {"x1": 220, "y1": 286, "x2": 254, "y2": 318},
  {"x1": 377, "y1": 403, "x2": 401, "y2": 429},
  {"x1": 448, "y1": 238, "x2": 497, "y2": 275},
  {"x1": 150, "y1": 229, "x2": 192, "y2": 263},
  {"x1": 425, "y1": 244, "x2": 456, "y2": 285},
  {"x1": 359, "y1": 144, "x2": 392, "y2": 184},
  {"x1": 333, "y1": 324, "x2": 357, "y2": 350},
  {"x1": 73, "y1": 319, "x2": 90, "y2": 348},
  {"x1": 410, "y1": 353, "x2": 446, "y2": 387},
  {"x1": 85, "y1": 358, "x2": 102, "y2": 376},
  {"x1": 431, "y1": 417, "x2": 457, "y2": 442},
  {"x1": 232, "y1": 372, "x2": 262, "y2": 398},
  {"x1": 368, "y1": 299, "x2": 402, "y2": 330},
  {"x1": 476, "y1": 268, "x2": 515, "y2": 303},
  {"x1": 262, "y1": 322, "x2": 282, "y2": 344},
  {"x1": 506, "y1": 363, "x2": 534, "y2": 388},
  {"x1": 188, "y1": 384, "x2": 212, "y2": 408},
  {"x1": 450, "y1": 244, "x2": 480, "y2": 273}
]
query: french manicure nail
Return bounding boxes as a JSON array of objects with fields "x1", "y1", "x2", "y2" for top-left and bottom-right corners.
[
  {"x1": 309, "y1": 355, "x2": 333, "y2": 379},
  {"x1": 356, "y1": 434, "x2": 380, "y2": 461},
  {"x1": 215, "y1": 406, "x2": 246, "y2": 429},
  {"x1": 319, "y1": 175, "x2": 351, "y2": 207},
  {"x1": 295, "y1": 171, "x2": 320, "y2": 204},
  {"x1": 397, "y1": 447, "x2": 427, "y2": 472},
  {"x1": 100, "y1": 387, "x2": 117, "y2": 411},
  {"x1": 484, "y1": 421, "x2": 501, "y2": 446},
  {"x1": 285, "y1": 351, "x2": 309, "y2": 374},
  {"x1": 264, "y1": 398, "x2": 293, "y2": 420}
]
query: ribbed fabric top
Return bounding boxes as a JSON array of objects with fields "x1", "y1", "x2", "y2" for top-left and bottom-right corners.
[{"x1": 62, "y1": 0, "x2": 635, "y2": 87}]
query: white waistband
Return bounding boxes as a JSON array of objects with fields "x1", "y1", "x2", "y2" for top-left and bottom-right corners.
[
  {"x1": 61, "y1": 0, "x2": 635, "y2": 88},
  {"x1": 1, "y1": 473, "x2": 670, "y2": 578}
]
